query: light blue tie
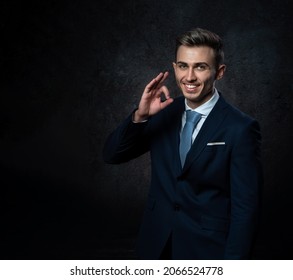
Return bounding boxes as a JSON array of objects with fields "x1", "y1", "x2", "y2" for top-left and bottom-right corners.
[{"x1": 179, "y1": 110, "x2": 202, "y2": 167}]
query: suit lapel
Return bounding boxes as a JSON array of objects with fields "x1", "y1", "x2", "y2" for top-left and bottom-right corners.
[{"x1": 181, "y1": 96, "x2": 229, "y2": 174}]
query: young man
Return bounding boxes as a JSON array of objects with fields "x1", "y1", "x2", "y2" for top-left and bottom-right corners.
[{"x1": 103, "y1": 28, "x2": 263, "y2": 259}]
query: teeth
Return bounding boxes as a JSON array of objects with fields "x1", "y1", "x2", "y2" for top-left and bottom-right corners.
[{"x1": 185, "y1": 84, "x2": 197, "y2": 89}]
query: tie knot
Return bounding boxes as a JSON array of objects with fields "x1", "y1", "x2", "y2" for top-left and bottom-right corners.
[{"x1": 186, "y1": 110, "x2": 202, "y2": 124}]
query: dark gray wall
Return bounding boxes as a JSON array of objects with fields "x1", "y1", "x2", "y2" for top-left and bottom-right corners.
[{"x1": 1, "y1": 0, "x2": 292, "y2": 259}]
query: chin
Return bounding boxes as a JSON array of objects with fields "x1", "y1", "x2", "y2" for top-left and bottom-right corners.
[{"x1": 183, "y1": 91, "x2": 201, "y2": 100}]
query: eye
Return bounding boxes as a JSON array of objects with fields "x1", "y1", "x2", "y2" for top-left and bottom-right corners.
[
  {"x1": 177, "y1": 63, "x2": 188, "y2": 70},
  {"x1": 196, "y1": 64, "x2": 208, "y2": 71}
]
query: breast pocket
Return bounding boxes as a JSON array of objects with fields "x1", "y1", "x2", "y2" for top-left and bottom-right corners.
[{"x1": 203, "y1": 143, "x2": 227, "y2": 153}]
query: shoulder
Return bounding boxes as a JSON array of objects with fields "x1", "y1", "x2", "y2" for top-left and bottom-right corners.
[
  {"x1": 218, "y1": 94, "x2": 257, "y2": 124},
  {"x1": 216, "y1": 94, "x2": 262, "y2": 139}
]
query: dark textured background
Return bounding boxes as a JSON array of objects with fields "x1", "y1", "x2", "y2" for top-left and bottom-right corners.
[{"x1": 1, "y1": 0, "x2": 292, "y2": 259}]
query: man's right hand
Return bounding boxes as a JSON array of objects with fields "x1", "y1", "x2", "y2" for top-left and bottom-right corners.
[{"x1": 133, "y1": 72, "x2": 174, "y2": 122}]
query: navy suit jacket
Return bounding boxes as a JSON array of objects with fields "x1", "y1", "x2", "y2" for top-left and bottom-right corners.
[{"x1": 103, "y1": 94, "x2": 263, "y2": 259}]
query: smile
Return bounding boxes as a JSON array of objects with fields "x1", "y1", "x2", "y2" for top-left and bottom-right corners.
[
  {"x1": 185, "y1": 84, "x2": 197, "y2": 89},
  {"x1": 183, "y1": 83, "x2": 200, "y2": 92}
]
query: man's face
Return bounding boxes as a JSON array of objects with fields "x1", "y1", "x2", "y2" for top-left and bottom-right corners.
[{"x1": 173, "y1": 45, "x2": 225, "y2": 109}]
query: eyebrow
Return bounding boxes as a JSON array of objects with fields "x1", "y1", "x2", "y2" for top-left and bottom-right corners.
[{"x1": 176, "y1": 61, "x2": 210, "y2": 67}]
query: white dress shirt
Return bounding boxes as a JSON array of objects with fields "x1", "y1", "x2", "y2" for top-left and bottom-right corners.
[{"x1": 181, "y1": 88, "x2": 220, "y2": 142}]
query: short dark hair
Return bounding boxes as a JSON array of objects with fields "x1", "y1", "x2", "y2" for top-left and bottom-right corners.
[{"x1": 175, "y1": 28, "x2": 224, "y2": 68}]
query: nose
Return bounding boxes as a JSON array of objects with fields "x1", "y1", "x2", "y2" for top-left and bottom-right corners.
[{"x1": 186, "y1": 67, "x2": 197, "y2": 82}]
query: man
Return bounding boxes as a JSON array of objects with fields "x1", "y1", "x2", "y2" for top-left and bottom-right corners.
[{"x1": 103, "y1": 28, "x2": 263, "y2": 259}]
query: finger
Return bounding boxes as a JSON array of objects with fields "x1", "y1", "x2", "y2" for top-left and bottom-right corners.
[
  {"x1": 153, "y1": 85, "x2": 173, "y2": 108},
  {"x1": 160, "y1": 85, "x2": 171, "y2": 100},
  {"x1": 152, "y1": 71, "x2": 169, "y2": 90},
  {"x1": 160, "y1": 71, "x2": 169, "y2": 84},
  {"x1": 146, "y1": 73, "x2": 163, "y2": 92},
  {"x1": 148, "y1": 71, "x2": 169, "y2": 91}
]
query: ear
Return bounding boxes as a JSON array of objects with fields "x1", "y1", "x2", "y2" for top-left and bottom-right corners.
[
  {"x1": 172, "y1": 62, "x2": 177, "y2": 72},
  {"x1": 216, "y1": 64, "x2": 226, "y2": 80}
]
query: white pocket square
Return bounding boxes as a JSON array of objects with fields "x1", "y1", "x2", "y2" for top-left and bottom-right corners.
[{"x1": 207, "y1": 142, "x2": 226, "y2": 146}]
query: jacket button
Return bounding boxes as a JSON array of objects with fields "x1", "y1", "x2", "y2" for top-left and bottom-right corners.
[{"x1": 174, "y1": 204, "x2": 181, "y2": 211}]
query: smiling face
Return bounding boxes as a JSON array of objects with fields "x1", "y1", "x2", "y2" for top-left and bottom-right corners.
[{"x1": 173, "y1": 45, "x2": 226, "y2": 109}]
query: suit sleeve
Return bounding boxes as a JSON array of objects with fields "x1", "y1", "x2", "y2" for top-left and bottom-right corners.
[
  {"x1": 103, "y1": 112, "x2": 151, "y2": 164},
  {"x1": 224, "y1": 119, "x2": 263, "y2": 259}
]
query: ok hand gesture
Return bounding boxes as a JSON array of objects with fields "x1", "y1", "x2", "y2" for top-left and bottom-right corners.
[{"x1": 134, "y1": 72, "x2": 174, "y2": 122}]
